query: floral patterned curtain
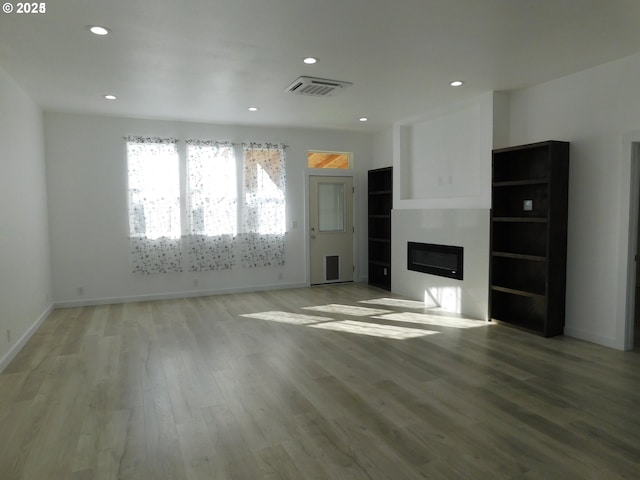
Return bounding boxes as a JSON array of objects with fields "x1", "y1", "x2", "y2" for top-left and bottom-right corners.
[
  {"x1": 126, "y1": 137, "x2": 286, "y2": 274},
  {"x1": 240, "y1": 143, "x2": 286, "y2": 268},
  {"x1": 126, "y1": 136, "x2": 183, "y2": 274},
  {"x1": 186, "y1": 140, "x2": 237, "y2": 271}
]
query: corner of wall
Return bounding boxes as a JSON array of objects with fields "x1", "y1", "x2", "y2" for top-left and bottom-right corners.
[
  {"x1": 0, "y1": 64, "x2": 53, "y2": 372},
  {"x1": 372, "y1": 128, "x2": 394, "y2": 169},
  {"x1": 0, "y1": 305, "x2": 53, "y2": 373},
  {"x1": 492, "y1": 91, "x2": 511, "y2": 148}
]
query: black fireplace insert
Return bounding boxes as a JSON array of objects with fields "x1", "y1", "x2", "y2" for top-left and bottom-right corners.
[{"x1": 407, "y1": 242, "x2": 463, "y2": 280}]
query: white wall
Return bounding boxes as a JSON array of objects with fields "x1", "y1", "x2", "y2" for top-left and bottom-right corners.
[
  {"x1": 393, "y1": 92, "x2": 496, "y2": 210},
  {"x1": 44, "y1": 112, "x2": 373, "y2": 305},
  {"x1": 372, "y1": 128, "x2": 393, "y2": 170},
  {"x1": 0, "y1": 67, "x2": 52, "y2": 371},
  {"x1": 509, "y1": 51, "x2": 640, "y2": 349}
]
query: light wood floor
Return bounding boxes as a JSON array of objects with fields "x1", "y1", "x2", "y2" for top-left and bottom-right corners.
[{"x1": 1, "y1": 283, "x2": 640, "y2": 479}]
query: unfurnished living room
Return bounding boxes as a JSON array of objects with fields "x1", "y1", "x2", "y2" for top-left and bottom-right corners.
[{"x1": 2, "y1": 1, "x2": 640, "y2": 479}]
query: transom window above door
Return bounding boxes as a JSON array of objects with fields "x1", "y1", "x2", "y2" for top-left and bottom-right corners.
[{"x1": 308, "y1": 151, "x2": 351, "y2": 169}]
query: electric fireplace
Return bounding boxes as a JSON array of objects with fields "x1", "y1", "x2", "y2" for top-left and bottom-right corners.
[{"x1": 407, "y1": 242, "x2": 463, "y2": 280}]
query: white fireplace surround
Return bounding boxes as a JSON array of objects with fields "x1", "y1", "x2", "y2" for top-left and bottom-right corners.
[
  {"x1": 392, "y1": 209, "x2": 489, "y2": 320},
  {"x1": 388, "y1": 91, "x2": 507, "y2": 320}
]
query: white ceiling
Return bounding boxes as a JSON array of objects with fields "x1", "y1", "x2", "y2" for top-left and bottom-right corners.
[{"x1": 1, "y1": 0, "x2": 640, "y2": 133}]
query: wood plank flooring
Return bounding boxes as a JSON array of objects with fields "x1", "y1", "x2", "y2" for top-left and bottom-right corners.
[{"x1": 1, "y1": 283, "x2": 640, "y2": 479}]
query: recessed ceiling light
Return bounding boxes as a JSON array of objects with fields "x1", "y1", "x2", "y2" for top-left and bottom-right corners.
[
  {"x1": 248, "y1": 107, "x2": 259, "y2": 112},
  {"x1": 88, "y1": 25, "x2": 110, "y2": 36},
  {"x1": 359, "y1": 117, "x2": 368, "y2": 122},
  {"x1": 450, "y1": 80, "x2": 464, "y2": 87},
  {"x1": 104, "y1": 94, "x2": 117, "y2": 100},
  {"x1": 303, "y1": 57, "x2": 318, "y2": 65}
]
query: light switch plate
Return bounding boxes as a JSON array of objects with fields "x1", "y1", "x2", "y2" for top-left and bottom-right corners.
[{"x1": 523, "y1": 199, "x2": 533, "y2": 211}]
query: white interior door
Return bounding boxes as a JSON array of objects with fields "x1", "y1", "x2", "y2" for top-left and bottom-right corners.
[{"x1": 309, "y1": 176, "x2": 354, "y2": 285}]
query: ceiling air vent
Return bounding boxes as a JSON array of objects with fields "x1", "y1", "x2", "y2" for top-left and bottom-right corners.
[{"x1": 285, "y1": 76, "x2": 352, "y2": 97}]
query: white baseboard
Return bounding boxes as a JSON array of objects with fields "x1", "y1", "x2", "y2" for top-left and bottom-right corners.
[
  {"x1": 53, "y1": 282, "x2": 309, "y2": 309},
  {"x1": 0, "y1": 304, "x2": 53, "y2": 373},
  {"x1": 563, "y1": 326, "x2": 623, "y2": 350}
]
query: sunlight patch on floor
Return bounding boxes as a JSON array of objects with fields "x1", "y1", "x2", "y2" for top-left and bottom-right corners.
[
  {"x1": 308, "y1": 320, "x2": 436, "y2": 339},
  {"x1": 373, "y1": 312, "x2": 488, "y2": 329},
  {"x1": 240, "y1": 311, "x2": 332, "y2": 325},
  {"x1": 359, "y1": 297, "x2": 427, "y2": 309},
  {"x1": 241, "y1": 300, "x2": 489, "y2": 340},
  {"x1": 302, "y1": 304, "x2": 391, "y2": 317}
]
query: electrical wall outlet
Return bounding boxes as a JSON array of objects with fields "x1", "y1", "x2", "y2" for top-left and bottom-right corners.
[{"x1": 523, "y1": 199, "x2": 533, "y2": 211}]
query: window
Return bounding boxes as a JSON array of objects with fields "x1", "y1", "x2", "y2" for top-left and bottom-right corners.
[
  {"x1": 243, "y1": 144, "x2": 286, "y2": 235},
  {"x1": 126, "y1": 137, "x2": 286, "y2": 274},
  {"x1": 127, "y1": 138, "x2": 180, "y2": 239},
  {"x1": 127, "y1": 137, "x2": 183, "y2": 274},
  {"x1": 308, "y1": 151, "x2": 351, "y2": 169},
  {"x1": 240, "y1": 143, "x2": 287, "y2": 268},
  {"x1": 187, "y1": 140, "x2": 237, "y2": 236},
  {"x1": 186, "y1": 140, "x2": 237, "y2": 271}
]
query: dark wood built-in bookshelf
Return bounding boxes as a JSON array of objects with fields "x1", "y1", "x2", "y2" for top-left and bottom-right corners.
[
  {"x1": 490, "y1": 141, "x2": 569, "y2": 337},
  {"x1": 368, "y1": 167, "x2": 392, "y2": 290}
]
